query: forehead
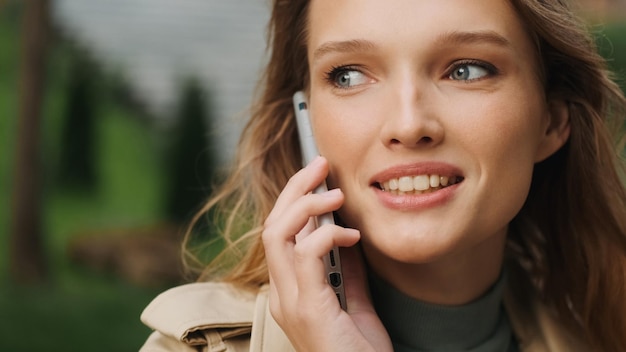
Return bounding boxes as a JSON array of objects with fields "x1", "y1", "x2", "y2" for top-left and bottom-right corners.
[{"x1": 307, "y1": 0, "x2": 535, "y2": 59}]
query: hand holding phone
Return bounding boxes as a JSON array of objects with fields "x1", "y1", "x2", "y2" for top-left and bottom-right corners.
[
  {"x1": 264, "y1": 92, "x2": 390, "y2": 351},
  {"x1": 293, "y1": 91, "x2": 347, "y2": 310}
]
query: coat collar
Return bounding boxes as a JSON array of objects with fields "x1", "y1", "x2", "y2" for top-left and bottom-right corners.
[
  {"x1": 142, "y1": 281, "x2": 587, "y2": 351},
  {"x1": 141, "y1": 282, "x2": 256, "y2": 346}
]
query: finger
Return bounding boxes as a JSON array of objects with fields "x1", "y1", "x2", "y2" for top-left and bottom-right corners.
[
  {"x1": 340, "y1": 245, "x2": 393, "y2": 351},
  {"x1": 292, "y1": 224, "x2": 360, "y2": 309},
  {"x1": 295, "y1": 216, "x2": 317, "y2": 243},
  {"x1": 266, "y1": 216, "x2": 315, "y2": 316},
  {"x1": 267, "y1": 218, "x2": 335, "y2": 325},
  {"x1": 263, "y1": 191, "x2": 344, "y2": 298},
  {"x1": 269, "y1": 188, "x2": 344, "y2": 243},
  {"x1": 265, "y1": 156, "x2": 329, "y2": 226}
]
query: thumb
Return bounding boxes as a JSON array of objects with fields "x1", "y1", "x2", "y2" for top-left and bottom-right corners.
[{"x1": 340, "y1": 244, "x2": 375, "y2": 314}]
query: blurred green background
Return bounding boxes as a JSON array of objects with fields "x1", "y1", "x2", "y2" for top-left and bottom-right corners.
[
  {"x1": 1, "y1": 1, "x2": 228, "y2": 350},
  {"x1": 1, "y1": 1, "x2": 625, "y2": 351}
]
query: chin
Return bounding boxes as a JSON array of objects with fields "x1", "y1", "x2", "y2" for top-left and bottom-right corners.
[{"x1": 359, "y1": 226, "x2": 462, "y2": 264}]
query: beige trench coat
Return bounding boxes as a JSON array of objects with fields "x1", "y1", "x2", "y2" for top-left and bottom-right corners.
[{"x1": 139, "y1": 282, "x2": 586, "y2": 351}]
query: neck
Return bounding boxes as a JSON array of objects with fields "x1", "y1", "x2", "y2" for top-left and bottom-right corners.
[{"x1": 363, "y1": 230, "x2": 507, "y2": 305}]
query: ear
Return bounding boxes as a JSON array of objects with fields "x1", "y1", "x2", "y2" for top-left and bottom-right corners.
[{"x1": 534, "y1": 99, "x2": 570, "y2": 162}]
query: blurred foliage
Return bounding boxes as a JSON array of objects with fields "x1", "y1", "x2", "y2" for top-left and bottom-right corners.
[
  {"x1": 1, "y1": 2, "x2": 167, "y2": 351},
  {"x1": 164, "y1": 79, "x2": 217, "y2": 224},
  {"x1": 0, "y1": 3, "x2": 20, "y2": 273},
  {"x1": 56, "y1": 47, "x2": 100, "y2": 191}
]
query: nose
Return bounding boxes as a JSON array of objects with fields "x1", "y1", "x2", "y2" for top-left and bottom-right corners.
[{"x1": 380, "y1": 82, "x2": 444, "y2": 149}]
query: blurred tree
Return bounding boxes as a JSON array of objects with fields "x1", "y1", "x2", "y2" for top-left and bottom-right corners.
[
  {"x1": 10, "y1": 0, "x2": 50, "y2": 284},
  {"x1": 164, "y1": 79, "x2": 216, "y2": 224},
  {"x1": 57, "y1": 50, "x2": 99, "y2": 190}
]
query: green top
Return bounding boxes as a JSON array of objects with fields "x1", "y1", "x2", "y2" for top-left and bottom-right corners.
[{"x1": 369, "y1": 273, "x2": 518, "y2": 352}]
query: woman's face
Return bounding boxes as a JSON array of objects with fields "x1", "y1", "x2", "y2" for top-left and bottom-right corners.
[{"x1": 306, "y1": 0, "x2": 562, "y2": 265}]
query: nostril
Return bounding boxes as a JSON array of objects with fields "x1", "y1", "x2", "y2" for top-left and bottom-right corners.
[
  {"x1": 418, "y1": 136, "x2": 433, "y2": 144},
  {"x1": 388, "y1": 135, "x2": 437, "y2": 147}
]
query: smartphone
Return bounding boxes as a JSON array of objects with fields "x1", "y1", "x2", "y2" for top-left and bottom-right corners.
[{"x1": 292, "y1": 91, "x2": 347, "y2": 310}]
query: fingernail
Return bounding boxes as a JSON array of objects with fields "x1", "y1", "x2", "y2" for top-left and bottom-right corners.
[
  {"x1": 322, "y1": 188, "x2": 342, "y2": 197},
  {"x1": 307, "y1": 155, "x2": 324, "y2": 168},
  {"x1": 347, "y1": 228, "x2": 361, "y2": 237}
]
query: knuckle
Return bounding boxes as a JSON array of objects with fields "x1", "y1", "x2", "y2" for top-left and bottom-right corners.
[
  {"x1": 261, "y1": 225, "x2": 277, "y2": 244},
  {"x1": 263, "y1": 214, "x2": 274, "y2": 228}
]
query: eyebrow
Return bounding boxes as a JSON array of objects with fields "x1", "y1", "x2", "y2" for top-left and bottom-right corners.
[
  {"x1": 312, "y1": 39, "x2": 377, "y2": 61},
  {"x1": 434, "y1": 30, "x2": 511, "y2": 48},
  {"x1": 312, "y1": 30, "x2": 511, "y2": 62}
]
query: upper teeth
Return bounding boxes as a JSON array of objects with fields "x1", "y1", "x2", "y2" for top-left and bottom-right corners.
[{"x1": 381, "y1": 175, "x2": 460, "y2": 193}]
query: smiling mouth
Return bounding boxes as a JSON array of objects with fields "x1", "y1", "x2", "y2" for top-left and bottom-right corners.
[{"x1": 374, "y1": 174, "x2": 464, "y2": 195}]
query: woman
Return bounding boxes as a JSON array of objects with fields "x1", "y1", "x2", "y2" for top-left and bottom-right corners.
[{"x1": 141, "y1": 0, "x2": 626, "y2": 351}]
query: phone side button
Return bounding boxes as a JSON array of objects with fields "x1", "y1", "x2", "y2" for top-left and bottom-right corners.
[
  {"x1": 329, "y1": 272, "x2": 342, "y2": 288},
  {"x1": 329, "y1": 250, "x2": 336, "y2": 267}
]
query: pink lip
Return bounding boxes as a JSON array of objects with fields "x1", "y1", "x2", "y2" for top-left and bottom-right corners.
[
  {"x1": 369, "y1": 162, "x2": 464, "y2": 210},
  {"x1": 370, "y1": 162, "x2": 464, "y2": 184}
]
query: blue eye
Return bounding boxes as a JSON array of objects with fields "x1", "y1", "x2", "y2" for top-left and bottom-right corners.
[
  {"x1": 449, "y1": 62, "x2": 493, "y2": 81},
  {"x1": 326, "y1": 66, "x2": 369, "y2": 88}
]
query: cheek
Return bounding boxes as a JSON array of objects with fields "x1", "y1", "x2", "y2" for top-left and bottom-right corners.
[
  {"x1": 310, "y1": 100, "x2": 380, "y2": 179},
  {"x1": 312, "y1": 111, "x2": 352, "y2": 154},
  {"x1": 461, "y1": 96, "x2": 545, "y2": 212},
  {"x1": 458, "y1": 91, "x2": 546, "y2": 167},
  {"x1": 311, "y1": 97, "x2": 379, "y2": 142}
]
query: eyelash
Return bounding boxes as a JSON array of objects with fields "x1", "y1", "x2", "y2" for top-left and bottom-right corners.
[
  {"x1": 323, "y1": 59, "x2": 499, "y2": 88},
  {"x1": 445, "y1": 59, "x2": 499, "y2": 81},
  {"x1": 324, "y1": 65, "x2": 363, "y2": 88}
]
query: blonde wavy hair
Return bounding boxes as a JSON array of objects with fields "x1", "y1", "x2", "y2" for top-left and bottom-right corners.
[{"x1": 183, "y1": 0, "x2": 626, "y2": 350}]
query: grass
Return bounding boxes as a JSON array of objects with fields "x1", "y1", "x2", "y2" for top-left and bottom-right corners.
[{"x1": 0, "y1": 274, "x2": 160, "y2": 352}]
